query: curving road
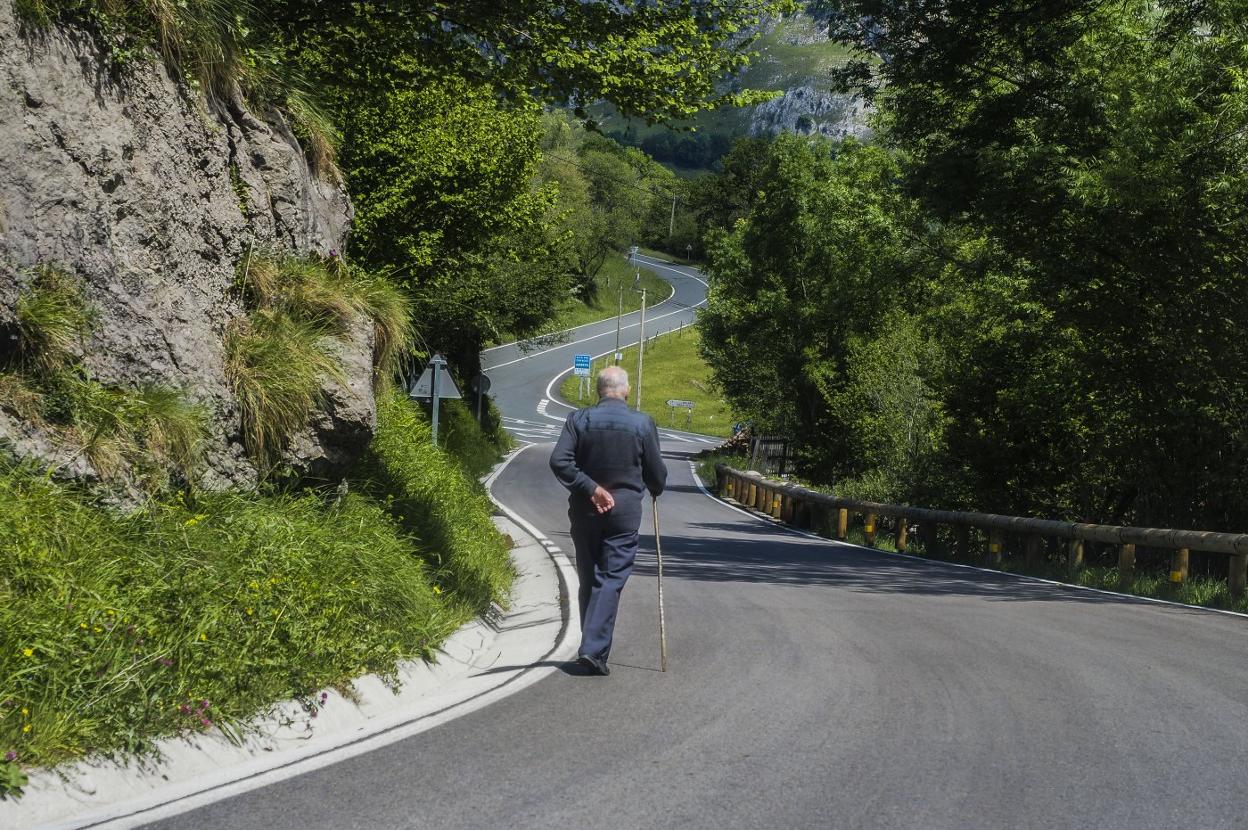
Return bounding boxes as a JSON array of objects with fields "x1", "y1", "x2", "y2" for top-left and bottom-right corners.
[
  {"x1": 479, "y1": 253, "x2": 719, "y2": 448},
  {"x1": 152, "y1": 255, "x2": 1248, "y2": 829}
]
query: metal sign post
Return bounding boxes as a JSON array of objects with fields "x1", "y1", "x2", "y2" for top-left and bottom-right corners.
[
  {"x1": 409, "y1": 353, "x2": 461, "y2": 445},
  {"x1": 430, "y1": 356, "x2": 441, "y2": 442},
  {"x1": 636, "y1": 287, "x2": 646, "y2": 410},
  {"x1": 668, "y1": 399, "x2": 698, "y2": 429},
  {"x1": 469, "y1": 373, "x2": 491, "y2": 424},
  {"x1": 573, "y1": 353, "x2": 592, "y2": 401}
]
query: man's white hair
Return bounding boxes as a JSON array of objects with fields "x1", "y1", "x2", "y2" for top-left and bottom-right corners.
[{"x1": 597, "y1": 365, "x2": 630, "y2": 399}]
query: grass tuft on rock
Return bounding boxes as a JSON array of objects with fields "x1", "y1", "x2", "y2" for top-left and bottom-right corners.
[
  {"x1": 229, "y1": 254, "x2": 414, "y2": 470},
  {"x1": 225, "y1": 310, "x2": 340, "y2": 469},
  {"x1": 14, "y1": 265, "x2": 92, "y2": 374}
]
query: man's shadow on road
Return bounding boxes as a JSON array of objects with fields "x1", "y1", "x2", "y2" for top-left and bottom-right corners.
[{"x1": 471, "y1": 660, "x2": 663, "y2": 678}]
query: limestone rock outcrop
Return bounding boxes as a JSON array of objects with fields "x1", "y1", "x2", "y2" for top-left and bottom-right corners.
[{"x1": 0, "y1": 5, "x2": 369, "y2": 486}]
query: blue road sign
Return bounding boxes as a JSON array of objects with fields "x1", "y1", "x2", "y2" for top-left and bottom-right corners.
[{"x1": 573, "y1": 354, "x2": 592, "y2": 377}]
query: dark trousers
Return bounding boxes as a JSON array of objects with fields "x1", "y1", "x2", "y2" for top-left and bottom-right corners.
[{"x1": 569, "y1": 500, "x2": 641, "y2": 661}]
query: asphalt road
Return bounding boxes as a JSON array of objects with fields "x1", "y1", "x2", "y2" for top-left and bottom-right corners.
[
  {"x1": 149, "y1": 256, "x2": 1248, "y2": 829},
  {"x1": 479, "y1": 253, "x2": 719, "y2": 448}
]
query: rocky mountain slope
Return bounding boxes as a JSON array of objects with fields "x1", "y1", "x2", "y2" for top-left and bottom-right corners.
[{"x1": 0, "y1": 3, "x2": 369, "y2": 489}]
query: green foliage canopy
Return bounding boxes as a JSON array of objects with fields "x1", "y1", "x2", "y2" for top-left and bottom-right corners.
[{"x1": 704, "y1": 0, "x2": 1248, "y2": 531}]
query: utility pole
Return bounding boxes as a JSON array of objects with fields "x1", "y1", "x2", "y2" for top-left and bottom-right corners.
[
  {"x1": 614, "y1": 284, "x2": 623, "y2": 364},
  {"x1": 669, "y1": 195, "x2": 677, "y2": 237},
  {"x1": 636, "y1": 286, "x2": 646, "y2": 411}
]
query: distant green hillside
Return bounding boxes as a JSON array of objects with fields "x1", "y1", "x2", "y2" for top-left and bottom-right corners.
[{"x1": 597, "y1": 12, "x2": 858, "y2": 171}]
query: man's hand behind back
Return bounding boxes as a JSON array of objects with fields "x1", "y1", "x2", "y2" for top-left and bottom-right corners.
[{"x1": 591, "y1": 485, "x2": 615, "y2": 514}]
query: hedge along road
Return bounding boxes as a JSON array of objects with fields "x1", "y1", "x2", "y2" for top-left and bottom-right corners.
[{"x1": 153, "y1": 259, "x2": 1248, "y2": 830}]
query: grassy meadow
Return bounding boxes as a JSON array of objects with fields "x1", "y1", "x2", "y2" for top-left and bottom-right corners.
[{"x1": 560, "y1": 326, "x2": 733, "y2": 438}]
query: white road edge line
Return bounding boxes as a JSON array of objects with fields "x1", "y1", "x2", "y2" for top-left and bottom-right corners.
[{"x1": 686, "y1": 461, "x2": 1248, "y2": 623}]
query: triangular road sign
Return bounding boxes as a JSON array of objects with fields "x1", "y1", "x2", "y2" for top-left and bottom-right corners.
[{"x1": 408, "y1": 354, "x2": 461, "y2": 400}]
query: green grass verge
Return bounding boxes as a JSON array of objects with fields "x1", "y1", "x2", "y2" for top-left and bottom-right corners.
[
  {"x1": 559, "y1": 326, "x2": 734, "y2": 438},
  {"x1": 433, "y1": 397, "x2": 512, "y2": 481},
  {"x1": 0, "y1": 393, "x2": 513, "y2": 793}
]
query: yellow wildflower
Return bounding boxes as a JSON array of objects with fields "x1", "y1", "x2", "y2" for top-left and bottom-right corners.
[
  {"x1": 22, "y1": 648, "x2": 33, "y2": 657},
  {"x1": 79, "y1": 623, "x2": 87, "y2": 630},
  {"x1": 22, "y1": 724, "x2": 31, "y2": 733},
  {"x1": 433, "y1": 586, "x2": 442, "y2": 595},
  {"x1": 245, "y1": 608, "x2": 253, "y2": 616},
  {"x1": 20, "y1": 708, "x2": 28, "y2": 716},
  {"x1": 199, "y1": 633, "x2": 207, "y2": 641}
]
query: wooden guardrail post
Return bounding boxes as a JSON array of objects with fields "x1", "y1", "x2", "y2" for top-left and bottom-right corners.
[
  {"x1": 1067, "y1": 539, "x2": 1084, "y2": 572},
  {"x1": 863, "y1": 513, "x2": 877, "y2": 547},
  {"x1": 780, "y1": 492, "x2": 793, "y2": 522},
  {"x1": 895, "y1": 518, "x2": 908, "y2": 553},
  {"x1": 956, "y1": 525, "x2": 970, "y2": 558},
  {"x1": 1025, "y1": 535, "x2": 1043, "y2": 567},
  {"x1": 1230, "y1": 554, "x2": 1247, "y2": 600},
  {"x1": 816, "y1": 504, "x2": 837, "y2": 538},
  {"x1": 722, "y1": 473, "x2": 734, "y2": 499},
  {"x1": 987, "y1": 529, "x2": 1004, "y2": 567},
  {"x1": 922, "y1": 523, "x2": 938, "y2": 556},
  {"x1": 837, "y1": 508, "x2": 849, "y2": 540},
  {"x1": 1117, "y1": 544, "x2": 1135, "y2": 589},
  {"x1": 1170, "y1": 548, "x2": 1189, "y2": 585},
  {"x1": 790, "y1": 497, "x2": 806, "y2": 528},
  {"x1": 771, "y1": 490, "x2": 783, "y2": 519}
]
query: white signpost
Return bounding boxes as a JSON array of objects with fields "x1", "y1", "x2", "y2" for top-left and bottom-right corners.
[
  {"x1": 667, "y1": 399, "x2": 695, "y2": 429},
  {"x1": 573, "y1": 353, "x2": 593, "y2": 400},
  {"x1": 409, "y1": 353, "x2": 461, "y2": 444}
]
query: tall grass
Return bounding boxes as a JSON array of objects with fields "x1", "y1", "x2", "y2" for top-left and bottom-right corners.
[
  {"x1": 0, "y1": 390, "x2": 516, "y2": 790},
  {"x1": 362, "y1": 390, "x2": 514, "y2": 613},
  {"x1": 228, "y1": 254, "x2": 414, "y2": 470},
  {"x1": 0, "y1": 464, "x2": 455, "y2": 776},
  {"x1": 225, "y1": 311, "x2": 340, "y2": 469}
]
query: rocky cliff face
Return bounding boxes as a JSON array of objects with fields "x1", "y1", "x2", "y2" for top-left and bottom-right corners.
[
  {"x1": 748, "y1": 84, "x2": 871, "y2": 141},
  {"x1": 742, "y1": 10, "x2": 873, "y2": 142},
  {"x1": 0, "y1": 4, "x2": 369, "y2": 488}
]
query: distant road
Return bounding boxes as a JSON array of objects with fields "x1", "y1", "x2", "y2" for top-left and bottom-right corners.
[
  {"x1": 481, "y1": 253, "x2": 720, "y2": 446},
  {"x1": 155, "y1": 254, "x2": 1248, "y2": 830}
]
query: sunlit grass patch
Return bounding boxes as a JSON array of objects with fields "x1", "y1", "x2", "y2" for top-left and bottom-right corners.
[
  {"x1": 560, "y1": 326, "x2": 734, "y2": 438},
  {"x1": 0, "y1": 466, "x2": 453, "y2": 776}
]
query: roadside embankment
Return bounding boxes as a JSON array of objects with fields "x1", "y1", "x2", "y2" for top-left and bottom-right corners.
[{"x1": 0, "y1": 391, "x2": 514, "y2": 800}]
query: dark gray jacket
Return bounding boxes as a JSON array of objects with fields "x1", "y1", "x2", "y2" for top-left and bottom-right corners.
[{"x1": 549, "y1": 398, "x2": 667, "y2": 510}]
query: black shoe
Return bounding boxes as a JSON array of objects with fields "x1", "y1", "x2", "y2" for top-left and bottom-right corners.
[{"x1": 577, "y1": 654, "x2": 610, "y2": 676}]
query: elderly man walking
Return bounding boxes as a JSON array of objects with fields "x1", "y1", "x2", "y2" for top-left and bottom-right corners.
[{"x1": 550, "y1": 365, "x2": 667, "y2": 676}]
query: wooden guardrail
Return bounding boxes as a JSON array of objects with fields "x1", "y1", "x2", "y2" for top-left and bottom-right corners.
[{"x1": 714, "y1": 465, "x2": 1248, "y2": 599}]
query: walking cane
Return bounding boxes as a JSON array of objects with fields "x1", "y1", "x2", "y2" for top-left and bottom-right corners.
[{"x1": 653, "y1": 496, "x2": 668, "y2": 672}]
